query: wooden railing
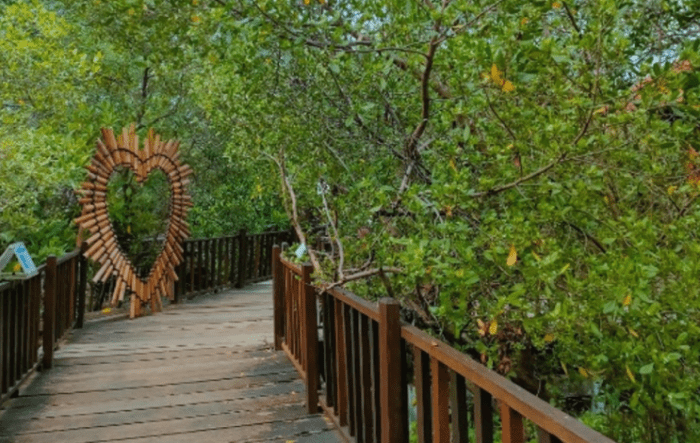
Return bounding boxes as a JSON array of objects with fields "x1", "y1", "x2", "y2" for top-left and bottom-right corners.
[
  {"x1": 1, "y1": 228, "x2": 291, "y2": 404},
  {"x1": 174, "y1": 229, "x2": 293, "y2": 300},
  {"x1": 273, "y1": 248, "x2": 617, "y2": 443},
  {"x1": 0, "y1": 245, "x2": 88, "y2": 404}
]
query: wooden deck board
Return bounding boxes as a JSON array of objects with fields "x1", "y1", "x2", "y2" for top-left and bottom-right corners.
[{"x1": 0, "y1": 282, "x2": 342, "y2": 442}]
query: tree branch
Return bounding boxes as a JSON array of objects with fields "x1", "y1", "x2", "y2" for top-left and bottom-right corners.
[
  {"x1": 562, "y1": 2, "x2": 582, "y2": 35},
  {"x1": 273, "y1": 151, "x2": 322, "y2": 272},
  {"x1": 472, "y1": 154, "x2": 568, "y2": 197},
  {"x1": 322, "y1": 267, "x2": 403, "y2": 292},
  {"x1": 320, "y1": 184, "x2": 344, "y2": 280},
  {"x1": 564, "y1": 221, "x2": 607, "y2": 253}
]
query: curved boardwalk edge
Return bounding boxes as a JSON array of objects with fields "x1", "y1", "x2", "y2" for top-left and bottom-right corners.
[{"x1": 0, "y1": 283, "x2": 344, "y2": 443}]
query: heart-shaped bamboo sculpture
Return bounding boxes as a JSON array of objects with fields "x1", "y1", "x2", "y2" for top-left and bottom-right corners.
[{"x1": 75, "y1": 124, "x2": 193, "y2": 318}]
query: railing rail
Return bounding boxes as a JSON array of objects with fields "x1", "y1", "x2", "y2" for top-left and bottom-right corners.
[
  {"x1": 174, "y1": 229, "x2": 293, "y2": 301},
  {"x1": 1, "y1": 243, "x2": 88, "y2": 403},
  {"x1": 273, "y1": 248, "x2": 617, "y2": 443},
  {"x1": 1, "y1": 228, "x2": 291, "y2": 404}
]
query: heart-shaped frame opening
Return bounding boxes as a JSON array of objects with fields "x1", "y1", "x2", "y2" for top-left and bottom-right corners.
[
  {"x1": 106, "y1": 167, "x2": 170, "y2": 280},
  {"x1": 75, "y1": 124, "x2": 193, "y2": 318}
]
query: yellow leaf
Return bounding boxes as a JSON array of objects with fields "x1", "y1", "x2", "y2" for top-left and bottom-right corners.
[
  {"x1": 552, "y1": 1, "x2": 562, "y2": 8},
  {"x1": 191, "y1": 15, "x2": 200, "y2": 23},
  {"x1": 561, "y1": 361, "x2": 569, "y2": 376},
  {"x1": 101, "y1": 307, "x2": 111, "y2": 314},
  {"x1": 520, "y1": 17, "x2": 529, "y2": 25},
  {"x1": 578, "y1": 367, "x2": 589, "y2": 378},
  {"x1": 304, "y1": 0, "x2": 310, "y2": 4},
  {"x1": 502, "y1": 80, "x2": 515, "y2": 93},
  {"x1": 489, "y1": 319, "x2": 498, "y2": 335},
  {"x1": 490, "y1": 64, "x2": 503, "y2": 85},
  {"x1": 13, "y1": 263, "x2": 21, "y2": 272},
  {"x1": 127, "y1": 225, "x2": 131, "y2": 234},
  {"x1": 531, "y1": 251, "x2": 541, "y2": 262},
  {"x1": 477, "y1": 319, "x2": 487, "y2": 336},
  {"x1": 628, "y1": 327, "x2": 639, "y2": 338},
  {"x1": 667, "y1": 185, "x2": 677, "y2": 195},
  {"x1": 626, "y1": 365, "x2": 636, "y2": 383},
  {"x1": 544, "y1": 333, "x2": 555, "y2": 343},
  {"x1": 507, "y1": 244, "x2": 517, "y2": 266},
  {"x1": 449, "y1": 158, "x2": 457, "y2": 172},
  {"x1": 623, "y1": 293, "x2": 632, "y2": 307}
]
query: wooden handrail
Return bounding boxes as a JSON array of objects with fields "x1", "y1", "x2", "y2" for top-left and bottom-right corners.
[
  {"x1": 1, "y1": 247, "x2": 88, "y2": 404},
  {"x1": 402, "y1": 324, "x2": 615, "y2": 443},
  {"x1": 274, "y1": 249, "x2": 617, "y2": 443}
]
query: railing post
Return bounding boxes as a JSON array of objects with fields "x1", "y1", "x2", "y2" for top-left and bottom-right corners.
[
  {"x1": 475, "y1": 388, "x2": 494, "y2": 443},
  {"x1": 228, "y1": 236, "x2": 235, "y2": 286},
  {"x1": 302, "y1": 263, "x2": 318, "y2": 413},
  {"x1": 43, "y1": 256, "x2": 57, "y2": 370},
  {"x1": 379, "y1": 298, "x2": 406, "y2": 443},
  {"x1": 500, "y1": 403, "x2": 525, "y2": 443},
  {"x1": 272, "y1": 245, "x2": 283, "y2": 350},
  {"x1": 236, "y1": 229, "x2": 247, "y2": 289},
  {"x1": 76, "y1": 244, "x2": 88, "y2": 328}
]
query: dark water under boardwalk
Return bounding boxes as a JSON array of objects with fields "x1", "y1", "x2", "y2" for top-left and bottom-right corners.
[{"x1": 0, "y1": 282, "x2": 342, "y2": 443}]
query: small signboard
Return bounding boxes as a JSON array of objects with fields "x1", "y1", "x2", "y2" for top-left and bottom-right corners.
[
  {"x1": 295, "y1": 243, "x2": 307, "y2": 259},
  {"x1": 0, "y1": 242, "x2": 38, "y2": 278}
]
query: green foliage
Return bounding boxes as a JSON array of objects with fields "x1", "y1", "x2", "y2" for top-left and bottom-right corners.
[
  {"x1": 106, "y1": 167, "x2": 169, "y2": 277},
  {"x1": 0, "y1": 0, "x2": 286, "y2": 263},
  {"x1": 186, "y1": 1, "x2": 700, "y2": 441},
  {"x1": 2, "y1": 0, "x2": 700, "y2": 440}
]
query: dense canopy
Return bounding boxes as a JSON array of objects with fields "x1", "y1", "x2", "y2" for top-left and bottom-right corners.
[{"x1": 1, "y1": 0, "x2": 699, "y2": 441}]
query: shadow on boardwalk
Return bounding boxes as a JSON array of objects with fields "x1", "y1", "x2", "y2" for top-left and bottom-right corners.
[{"x1": 0, "y1": 282, "x2": 342, "y2": 443}]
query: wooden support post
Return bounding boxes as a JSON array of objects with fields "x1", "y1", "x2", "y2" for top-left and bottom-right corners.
[
  {"x1": 229, "y1": 236, "x2": 236, "y2": 286},
  {"x1": 379, "y1": 298, "x2": 405, "y2": 443},
  {"x1": 302, "y1": 263, "x2": 318, "y2": 414},
  {"x1": 450, "y1": 371, "x2": 469, "y2": 443},
  {"x1": 236, "y1": 229, "x2": 247, "y2": 288},
  {"x1": 431, "y1": 358, "x2": 450, "y2": 443},
  {"x1": 196, "y1": 240, "x2": 203, "y2": 292},
  {"x1": 475, "y1": 388, "x2": 494, "y2": 443},
  {"x1": 501, "y1": 404, "x2": 525, "y2": 443},
  {"x1": 43, "y1": 256, "x2": 57, "y2": 370},
  {"x1": 537, "y1": 428, "x2": 563, "y2": 443},
  {"x1": 203, "y1": 239, "x2": 210, "y2": 290},
  {"x1": 272, "y1": 245, "x2": 283, "y2": 350},
  {"x1": 68, "y1": 258, "x2": 76, "y2": 327},
  {"x1": 76, "y1": 243, "x2": 88, "y2": 328},
  {"x1": 360, "y1": 314, "x2": 374, "y2": 443},
  {"x1": 0, "y1": 288, "x2": 5, "y2": 393},
  {"x1": 415, "y1": 348, "x2": 432, "y2": 443},
  {"x1": 335, "y1": 299, "x2": 348, "y2": 427}
]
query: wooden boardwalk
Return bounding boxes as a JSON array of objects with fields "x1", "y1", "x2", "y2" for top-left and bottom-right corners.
[{"x1": 0, "y1": 282, "x2": 342, "y2": 443}]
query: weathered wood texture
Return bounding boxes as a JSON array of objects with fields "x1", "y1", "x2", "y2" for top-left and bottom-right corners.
[
  {"x1": 0, "y1": 283, "x2": 343, "y2": 443},
  {"x1": 174, "y1": 230, "x2": 293, "y2": 301},
  {"x1": 274, "y1": 252, "x2": 617, "y2": 443},
  {"x1": 1, "y1": 248, "x2": 87, "y2": 404}
]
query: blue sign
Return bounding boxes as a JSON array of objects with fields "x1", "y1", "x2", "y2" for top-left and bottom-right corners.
[
  {"x1": 0, "y1": 242, "x2": 37, "y2": 277},
  {"x1": 14, "y1": 243, "x2": 37, "y2": 275}
]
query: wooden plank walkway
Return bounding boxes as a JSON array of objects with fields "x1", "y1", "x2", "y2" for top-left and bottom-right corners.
[{"x1": 0, "y1": 282, "x2": 343, "y2": 443}]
